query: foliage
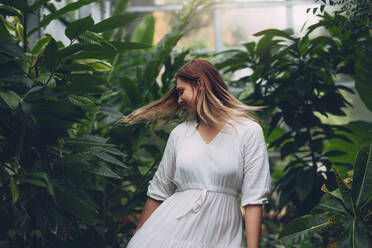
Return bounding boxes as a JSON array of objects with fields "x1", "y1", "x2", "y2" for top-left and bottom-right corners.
[
  {"x1": 0, "y1": 0, "x2": 210, "y2": 246},
  {"x1": 311, "y1": 0, "x2": 372, "y2": 27},
  {"x1": 310, "y1": 1, "x2": 372, "y2": 112},
  {"x1": 280, "y1": 144, "x2": 372, "y2": 248},
  {"x1": 216, "y1": 13, "x2": 362, "y2": 215}
]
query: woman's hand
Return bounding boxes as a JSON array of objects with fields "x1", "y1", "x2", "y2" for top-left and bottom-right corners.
[
  {"x1": 244, "y1": 204, "x2": 263, "y2": 248},
  {"x1": 135, "y1": 197, "x2": 163, "y2": 232}
]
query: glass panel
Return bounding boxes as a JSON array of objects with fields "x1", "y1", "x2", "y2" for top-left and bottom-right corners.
[
  {"x1": 154, "y1": 0, "x2": 183, "y2": 4},
  {"x1": 153, "y1": 10, "x2": 215, "y2": 50},
  {"x1": 153, "y1": 11, "x2": 173, "y2": 44},
  {"x1": 177, "y1": 10, "x2": 215, "y2": 50},
  {"x1": 220, "y1": 6, "x2": 287, "y2": 47}
]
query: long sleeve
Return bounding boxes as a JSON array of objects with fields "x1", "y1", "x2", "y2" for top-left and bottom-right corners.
[
  {"x1": 241, "y1": 122, "x2": 271, "y2": 206},
  {"x1": 147, "y1": 130, "x2": 177, "y2": 201}
]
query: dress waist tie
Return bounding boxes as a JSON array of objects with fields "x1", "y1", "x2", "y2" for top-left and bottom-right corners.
[{"x1": 176, "y1": 187, "x2": 208, "y2": 220}]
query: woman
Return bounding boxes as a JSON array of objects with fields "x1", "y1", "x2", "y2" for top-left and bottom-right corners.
[{"x1": 121, "y1": 58, "x2": 271, "y2": 248}]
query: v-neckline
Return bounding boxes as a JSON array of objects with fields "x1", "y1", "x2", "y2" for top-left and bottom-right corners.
[{"x1": 194, "y1": 122, "x2": 225, "y2": 145}]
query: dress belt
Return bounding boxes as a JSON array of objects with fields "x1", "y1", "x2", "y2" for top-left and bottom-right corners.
[{"x1": 175, "y1": 186, "x2": 238, "y2": 220}]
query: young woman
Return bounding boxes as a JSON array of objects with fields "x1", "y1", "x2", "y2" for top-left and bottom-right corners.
[{"x1": 121, "y1": 58, "x2": 271, "y2": 248}]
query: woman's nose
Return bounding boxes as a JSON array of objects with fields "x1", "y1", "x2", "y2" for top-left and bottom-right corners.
[{"x1": 178, "y1": 96, "x2": 183, "y2": 105}]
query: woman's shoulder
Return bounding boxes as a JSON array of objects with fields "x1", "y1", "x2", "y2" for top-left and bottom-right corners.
[
  {"x1": 169, "y1": 119, "x2": 196, "y2": 138},
  {"x1": 230, "y1": 117, "x2": 263, "y2": 137}
]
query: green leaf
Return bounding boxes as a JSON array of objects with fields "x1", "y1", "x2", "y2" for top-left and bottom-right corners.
[
  {"x1": 64, "y1": 42, "x2": 151, "y2": 60},
  {"x1": 131, "y1": 14, "x2": 155, "y2": 46},
  {"x1": 352, "y1": 144, "x2": 372, "y2": 207},
  {"x1": 10, "y1": 176, "x2": 19, "y2": 203},
  {"x1": 90, "y1": 14, "x2": 139, "y2": 33},
  {"x1": 19, "y1": 178, "x2": 47, "y2": 187},
  {"x1": 0, "y1": 40, "x2": 28, "y2": 60},
  {"x1": 333, "y1": 165, "x2": 356, "y2": 216},
  {"x1": 102, "y1": 147, "x2": 125, "y2": 156},
  {"x1": 90, "y1": 147, "x2": 127, "y2": 168},
  {"x1": 29, "y1": 0, "x2": 100, "y2": 34},
  {"x1": 352, "y1": 218, "x2": 369, "y2": 248},
  {"x1": 85, "y1": 164, "x2": 121, "y2": 179},
  {"x1": 279, "y1": 214, "x2": 331, "y2": 244},
  {"x1": 31, "y1": 36, "x2": 51, "y2": 54},
  {"x1": 295, "y1": 168, "x2": 315, "y2": 202},
  {"x1": 0, "y1": 19, "x2": 11, "y2": 43},
  {"x1": 80, "y1": 59, "x2": 113, "y2": 72},
  {"x1": 68, "y1": 95, "x2": 95, "y2": 106},
  {"x1": 44, "y1": 38, "x2": 58, "y2": 71},
  {"x1": 30, "y1": 0, "x2": 51, "y2": 11},
  {"x1": 254, "y1": 28, "x2": 294, "y2": 40},
  {"x1": 16, "y1": 22, "x2": 24, "y2": 43},
  {"x1": 65, "y1": 15, "x2": 94, "y2": 40},
  {"x1": 1, "y1": 0, "x2": 32, "y2": 13},
  {"x1": 55, "y1": 187, "x2": 96, "y2": 225},
  {"x1": 0, "y1": 5, "x2": 21, "y2": 17},
  {"x1": 0, "y1": 90, "x2": 21, "y2": 110},
  {"x1": 28, "y1": 172, "x2": 55, "y2": 197},
  {"x1": 314, "y1": 194, "x2": 348, "y2": 215},
  {"x1": 354, "y1": 49, "x2": 372, "y2": 112},
  {"x1": 56, "y1": 74, "x2": 106, "y2": 95},
  {"x1": 63, "y1": 138, "x2": 115, "y2": 147}
]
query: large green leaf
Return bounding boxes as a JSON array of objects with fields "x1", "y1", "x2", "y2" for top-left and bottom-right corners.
[
  {"x1": 313, "y1": 194, "x2": 348, "y2": 215},
  {"x1": 339, "y1": 215, "x2": 369, "y2": 248},
  {"x1": 64, "y1": 42, "x2": 151, "y2": 60},
  {"x1": 352, "y1": 144, "x2": 372, "y2": 207},
  {"x1": 55, "y1": 187, "x2": 96, "y2": 225},
  {"x1": 29, "y1": 0, "x2": 100, "y2": 34},
  {"x1": 65, "y1": 15, "x2": 94, "y2": 41},
  {"x1": 333, "y1": 165, "x2": 356, "y2": 215},
  {"x1": 254, "y1": 28, "x2": 295, "y2": 41},
  {"x1": 31, "y1": 36, "x2": 51, "y2": 54},
  {"x1": 352, "y1": 218, "x2": 369, "y2": 248},
  {"x1": 43, "y1": 38, "x2": 58, "y2": 71},
  {"x1": 279, "y1": 214, "x2": 331, "y2": 244},
  {"x1": 28, "y1": 172, "x2": 55, "y2": 197},
  {"x1": 56, "y1": 74, "x2": 106, "y2": 95},
  {"x1": 90, "y1": 14, "x2": 139, "y2": 33},
  {"x1": 0, "y1": 90, "x2": 21, "y2": 110},
  {"x1": 354, "y1": 49, "x2": 372, "y2": 112},
  {"x1": 85, "y1": 164, "x2": 121, "y2": 179},
  {"x1": 0, "y1": 0, "x2": 32, "y2": 13},
  {"x1": 0, "y1": 40, "x2": 27, "y2": 61},
  {"x1": 0, "y1": 5, "x2": 22, "y2": 17},
  {"x1": 90, "y1": 147, "x2": 127, "y2": 168},
  {"x1": 30, "y1": 0, "x2": 51, "y2": 11},
  {"x1": 0, "y1": 18, "x2": 11, "y2": 43},
  {"x1": 9, "y1": 176, "x2": 19, "y2": 203},
  {"x1": 131, "y1": 14, "x2": 155, "y2": 46}
]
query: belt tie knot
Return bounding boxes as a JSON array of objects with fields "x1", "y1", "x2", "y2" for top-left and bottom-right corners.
[{"x1": 176, "y1": 187, "x2": 208, "y2": 220}]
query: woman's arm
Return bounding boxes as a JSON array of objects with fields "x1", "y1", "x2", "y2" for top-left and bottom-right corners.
[
  {"x1": 244, "y1": 204, "x2": 263, "y2": 248},
  {"x1": 135, "y1": 197, "x2": 163, "y2": 232}
]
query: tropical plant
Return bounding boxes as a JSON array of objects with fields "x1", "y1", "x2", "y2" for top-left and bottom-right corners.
[
  {"x1": 0, "y1": 0, "x2": 211, "y2": 246},
  {"x1": 216, "y1": 14, "x2": 359, "y2": 215},
  {"x1": 279, "y1": 144, "x2": 372, "y2": 248}
]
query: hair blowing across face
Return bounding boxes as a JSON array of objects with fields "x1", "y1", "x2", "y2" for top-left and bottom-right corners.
[{"x1": 118, "y1": 58, "x2": 261, "y2": 129}]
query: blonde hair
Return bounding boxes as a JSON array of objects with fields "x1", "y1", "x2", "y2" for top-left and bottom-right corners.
[{"x1": 118, "y1": 58, "x2": 262, "y2": 130}]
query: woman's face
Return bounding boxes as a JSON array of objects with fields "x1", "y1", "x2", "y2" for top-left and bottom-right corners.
[{"x1": 176, "y1": 79, "x2": 197, "y2": 115}]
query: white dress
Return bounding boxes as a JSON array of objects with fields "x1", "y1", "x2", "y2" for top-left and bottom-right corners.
[{"x1": 127, "y1": 118, "x2": 271, "y2": 248}]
